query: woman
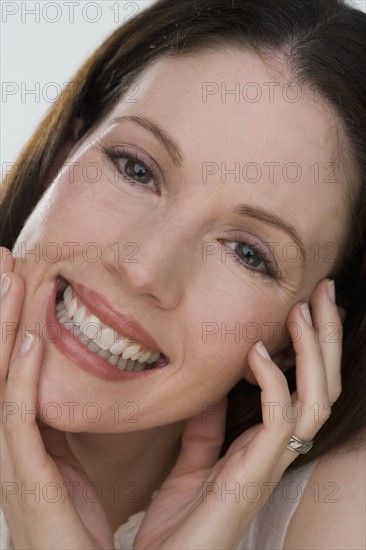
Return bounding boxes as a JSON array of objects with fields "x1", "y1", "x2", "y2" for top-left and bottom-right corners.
[{"x1": 1, "y1": 0, "x2": 365, "y2": 548}]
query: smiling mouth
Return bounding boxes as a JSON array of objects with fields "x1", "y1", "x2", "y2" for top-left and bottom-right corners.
[{"x1": 55, "y1": 278, "x2": 169, "y2": 372}]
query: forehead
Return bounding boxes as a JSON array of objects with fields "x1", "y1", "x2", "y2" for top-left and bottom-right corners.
[
  {"x1": 101, "y1": 47, "x2": 347, "y2": 260},
  {"x1": 117, "y1": 47, "x2": 339, "y2": 163}
]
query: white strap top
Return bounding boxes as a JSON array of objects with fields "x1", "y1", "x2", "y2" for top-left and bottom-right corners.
[
  {"x1": 113, "y1": 458, "x2": 319, "y2": 550},
  {"x1": 0, "y1": 459, "x2": 318, "y2": 550},
  {"x1": 236, "y1": 459, "x2": 318, "y2": 549}
]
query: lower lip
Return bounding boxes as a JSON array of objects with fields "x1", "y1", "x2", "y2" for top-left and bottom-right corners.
[{"x1": 46, "y1": 281, "x2": 167, "y2": 381}]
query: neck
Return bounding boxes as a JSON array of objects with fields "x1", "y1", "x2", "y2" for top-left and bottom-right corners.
[{"x1": 66, "y1": 422, "x2": 184, "y2": 530}]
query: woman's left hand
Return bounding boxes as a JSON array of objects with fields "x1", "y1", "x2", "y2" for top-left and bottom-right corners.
[{"x1": 133, "y1": 278, "x2": 343, "y2": 549}]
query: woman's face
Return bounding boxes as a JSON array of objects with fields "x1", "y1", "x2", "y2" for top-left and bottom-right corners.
[{"x1": 13, "y1": 48, "x2": 347, "y2": 431}]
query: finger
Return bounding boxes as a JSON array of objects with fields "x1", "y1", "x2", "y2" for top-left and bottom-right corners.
[
  {"x1": 0, "y1": 247, "x2": 14, "y2": 276},
  {"x1": 309, "y1": 279, "x2": 343, "y2": 403},
  {"x1": 169, "y1": 397, "x2": 227, "y2": 476},
  {"x1": 2, "y1": 333, "x2": 50, "y2": 469},
  {"x1": 176, "y1": 345, "x2": 295, "y2": 549},
  {"x1": 267, "y1": 300, "x2": 344, "y2": 374},
  {"x1": 0, "y1": 273, "x2": 25, "y2": 387},
  {"x1": 285, "y1": 301, "x2": 330, "y2": 440},
  {"x1": 229, "y1": 341, "x2": 294, "y2": 475}
]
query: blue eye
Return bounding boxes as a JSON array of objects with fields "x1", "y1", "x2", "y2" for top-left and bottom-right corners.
[
  {"x1": 102, "y1": 143, "x2": 280, "y2": 281},
  {"x1": 236, "y1": 242, "x2": 265, "y2": 266},
  {"x1": 102, "y1": 145, "x2": 159, "y2": 191},
  {"x1": 223, "y1": 240, "x2": 279, "y2": 280}
]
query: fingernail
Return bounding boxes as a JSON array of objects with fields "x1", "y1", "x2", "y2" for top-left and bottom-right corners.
[
  {"x1": 328, "y1": 280, "x2": 336, "y2": 303},
  {"x1": 256, "y1": 340, "x2": 271, "y2": 360},
  {"x1": 20, "y1": 333, "x2": 35, "y2": 354},
  {"x1": 0, "y1": 273, "x2": 11, "y2": 297},
  {"x1": 301, "y1": 303, "x2": 313, "y2": 327}
]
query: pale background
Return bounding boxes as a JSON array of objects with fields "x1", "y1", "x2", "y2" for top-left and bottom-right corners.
[{"x1": 1, "y1": 0, "x2": 365, "y2": 175}]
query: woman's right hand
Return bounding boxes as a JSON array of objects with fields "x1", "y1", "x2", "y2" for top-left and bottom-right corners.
[{"x1": 0, "y1": 247, "x2": 114, "y2": 550}]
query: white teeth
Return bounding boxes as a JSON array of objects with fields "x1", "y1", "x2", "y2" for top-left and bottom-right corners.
[
  {"x1": 64, "y1": 285, "x2": 72, "y2": 305},
  {"x1": 97, "y1": 349, "x2": 110, "y2": 359},
  {"x1": 117, "y1": 357, "x2": 128, "y2": 370},
  {"x1": 56, "y1": 308, "x2": 66, "y2": 320},
  {"x1": 71, "y1": 325, "x2": 82, "y2": 337},
  {"x1": 107, "y1": 354, "x2": 119, "y2": 366},
  {"x1": 58, "y1": 315, "x2": 69, "y2": 325},
  {"x1": 96, "y1": 327, "x2": 116, "y2": 351},
  {"x1": 59, "y1": 315, "x2": 69, "y2": 325},
  {"x1": 126, "y1": 359, "x2": 136, "y2": 371},
  {"x1": 109, "y1": 339, "x2": 129, "y2": 355},
  {"x1": 137, "y1": 351, "x2": 152, "y2": 363},
  {"x1": 74, "y1": 305, "x2": 87, "y2": 325},
  {"x1": 146, "y1": 351, "x2": 160, "y2": 364},
  {"x1": 87, "y1": 341, "x2": 100, "y2": 353},
  {"x1": 122, "y1": 344, "x2": 141, "y2": 360},
  {"x1": 78, "y1": 332, "x2": 92, "y2": 345},
  {"x1": 80, "y1": 315, "x2": 101, "y2": 341},
  {"x1": 67, "y1": 297, "x2": 78, "y2": 319},
  {"x1": 132, "y1": 362, "x2": 146, "y2": 371},
  {"x1": 57, "y1": 285, "x2": 165, "y2": 371},
  {"x1": 64, "y1": 285, "x2": 72, "y2": 299}
]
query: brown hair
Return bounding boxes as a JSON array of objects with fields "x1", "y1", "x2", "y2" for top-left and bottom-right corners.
[{"x1": 1, "y1": 0, "x2": 365, "y2": 470}]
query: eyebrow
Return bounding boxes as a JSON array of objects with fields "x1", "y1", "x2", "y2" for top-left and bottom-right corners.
[
  {"x1": 234, "y1": 205, "x2": 307, "y2": 265},
  {"x1": 111, "y1": 115, "x2": 306, "y2": 265},
  {"x1": 111, "y1": 115, "x2": 184, "y2": 167}
]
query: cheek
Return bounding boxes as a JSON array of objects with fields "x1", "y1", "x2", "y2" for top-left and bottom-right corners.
[
  {"x1": 15, "y1": 163, "x2": 122, "y2": 268},
  {"x1": 47, "y1": 170, "x2": 110, "y2": 244},
  {"x1": 184, "y1": 283, "x2": 285, "y2": 383}
]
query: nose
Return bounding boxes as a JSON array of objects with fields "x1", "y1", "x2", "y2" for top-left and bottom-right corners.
[{"x1": 104, "y1": 219, "x2": 192, "y2": 308}]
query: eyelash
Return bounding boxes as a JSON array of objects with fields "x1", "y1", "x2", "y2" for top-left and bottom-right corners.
[
  {"x1": 221, "y1": 238, "x2": 279, "y2": 281},
  {"x1": 102, "y1": 145, "x2": 279, "y2": 281},
  {"x1": 102, "y1": 144, "x2": 160, "y2": 191}
]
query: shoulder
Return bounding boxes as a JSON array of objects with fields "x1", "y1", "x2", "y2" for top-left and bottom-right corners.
[{"x1": 283, "y1": 434, "x2": 366, "y2": 550}]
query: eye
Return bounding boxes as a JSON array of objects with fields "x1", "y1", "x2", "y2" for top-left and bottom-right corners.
[
  {"x1": 119, "y1": 158, "x2": 154, "y2": 186},
  {"x1": 102, "y1": 145, "x2": 160, "y2": 191},
  {"x1": 223, "y1": 239, "x2": 279, "y2": 280}
]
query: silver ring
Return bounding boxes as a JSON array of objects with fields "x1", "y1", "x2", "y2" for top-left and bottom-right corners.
[{"x1": 286, "y1": 435, "x2": 314, "y2": 454}]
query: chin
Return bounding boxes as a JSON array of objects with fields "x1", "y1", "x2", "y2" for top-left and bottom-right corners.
[{"x1": 35, "y1": 359, "x2": 178, "y2": 433}]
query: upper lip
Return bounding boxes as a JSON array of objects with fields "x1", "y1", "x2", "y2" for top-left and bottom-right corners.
[{"x1": 63, "y1": 277, "x2": 164, "y2": 356}]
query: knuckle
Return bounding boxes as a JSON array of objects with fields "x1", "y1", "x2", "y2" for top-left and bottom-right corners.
[
  {"x1": 6, "y1": 372, "x2": 24, "y2": 393},
  {"x1": 319, "y1": 405, "x2": 332, "y2": 423},
  {"x1": 2, "y1": 416, "x2": 21, "y2": 433},
  {"x1": 276, "y1": 413, "x2": 295, "y2": 436},
  {"x1": 278, "y1": 422, "x2": 296, "y2": 444}
]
